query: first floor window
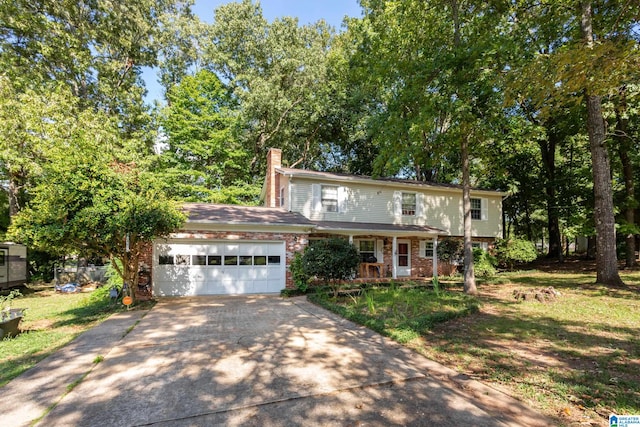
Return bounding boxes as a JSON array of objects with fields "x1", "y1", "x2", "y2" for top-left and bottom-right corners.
[
  {"x1": 472, "y1": 242, "x2": 488, "y2": 250},
  {"x1": 419, "y1": 240, "x2": 436, "y2": 258},
  {"x1": 424, "y1": 241, "x2": 434, "y2": 257},
  {"x1": 359, "y1": 240, "x2": 376, "y2": 262}
]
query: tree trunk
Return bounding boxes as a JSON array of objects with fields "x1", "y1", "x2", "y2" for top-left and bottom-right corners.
[
  {"x1": 462, "y1": 135, "x2": 477, "y2": 294},
  {"x1": 615, "y1": 88, "x2": 636, "y2": 268},
  {"x1": 581, "y1": 1, "x2": 624, "y2": 286},
  {"x1": 8, "y1": 169, "x2": 26, "y2": 220},
  {"x1": 538, "y1": 129, "x2": 563, "y2": 262}
]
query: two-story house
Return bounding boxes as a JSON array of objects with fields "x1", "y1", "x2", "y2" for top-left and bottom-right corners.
[{"x1": 150, "y1": 148, "x2": 505, "y2": 297}]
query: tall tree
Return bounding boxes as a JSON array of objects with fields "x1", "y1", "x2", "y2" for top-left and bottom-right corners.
[
  {"x1": 0, "y1": 0, "x2": 192, "y2": 221},
  {"x1": 506, "y1": 1, "x2": 639, "y2": 282},
  {"x1": 7, "y1": 93, "x2": 185, "y2": 303},
  {"x1": 612, "y1": 85, "x2": 639, "y2": 268},
  {"x1": 355, "y1": 0, "x2": 511, "y2": 293},
  {"x1": 207, "y1": 0, "x2": 336, "y2": 176},
  {"x1": 580, "y1": 1, "x2": 622, "y2": 285},
  {"x1": 155, "y1": 69, "x2": 258, "y2": 203}
]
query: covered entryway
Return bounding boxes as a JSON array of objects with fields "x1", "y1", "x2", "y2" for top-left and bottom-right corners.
[{"x1": 153, "y1": 240, "x2": 286, "y2": 296}]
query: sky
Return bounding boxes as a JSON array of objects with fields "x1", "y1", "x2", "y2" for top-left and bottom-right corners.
[{"x1": 143, "y1": 0, "x2": 363, "y2": 103}]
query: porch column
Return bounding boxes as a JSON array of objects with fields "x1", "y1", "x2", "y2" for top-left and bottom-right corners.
[
  {"x1": 432, "y1": 237, "x2": 438, "y2": 279},
  {"x1": 348, "y1": 235, "x2": 353, "y2": 245},
  {"x1": 392, "y1": 236, "x2": 397, "y2": 279}
]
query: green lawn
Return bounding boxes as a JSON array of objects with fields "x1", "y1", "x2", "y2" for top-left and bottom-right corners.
[
  {"x1": 310, "y1": 269, "x2": 640, "y2": 427},
  {"x1": 0, "y1": 284, "x2": 130, "y2": 387}
]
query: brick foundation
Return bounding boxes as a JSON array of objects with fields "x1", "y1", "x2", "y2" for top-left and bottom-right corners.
[{"x1": 145, "y1": 231, "x2": 492, "y2": 295}]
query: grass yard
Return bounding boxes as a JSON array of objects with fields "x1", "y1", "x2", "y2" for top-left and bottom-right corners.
[
  {"x1": 311, "y1": 265, "x2": 640, "y2": 427},
  {"x1": 0, "y1": 284, "x2": 132, "y2": 387}
]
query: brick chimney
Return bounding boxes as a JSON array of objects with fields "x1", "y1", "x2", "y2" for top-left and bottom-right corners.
[{"x1": 265, "y1": 148, "x2": 282, "y2": 208}]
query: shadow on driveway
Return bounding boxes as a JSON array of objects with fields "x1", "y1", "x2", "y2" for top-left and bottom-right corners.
[{"x1": 37, "y1": 296, "x2": 551, "y2": 426}]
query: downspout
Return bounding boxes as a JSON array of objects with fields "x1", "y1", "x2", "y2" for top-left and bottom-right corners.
[
  {"x1": 432, "y1": 236, "x2": 439, "y2": 279},
  {"x1": 392, "y1": 236, "x2": 398, "y2": 279},
  {"x1": 288, "y1": 177, "x2": 293, "y2": 212},
  {"x1": 501, "y1": 193, "x2": 510, "y2": 239}
]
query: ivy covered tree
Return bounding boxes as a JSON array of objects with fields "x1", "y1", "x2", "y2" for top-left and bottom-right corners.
[
  {"x1": 0, "y1": 0, "x2": 193, "y2": 221},
  {"x1": 155, "y1": 69, "x2": 259, "y2": 204},
  {"x1": 207, "y1": 0, "x2": 337, "y2": 176},
  {"x1": 7, "y1": 94, "x2": 185, "y2": 303}
]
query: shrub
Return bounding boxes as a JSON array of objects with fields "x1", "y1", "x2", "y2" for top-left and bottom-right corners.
[
  {"x1": 301, "y1": 238, "x2": 359, "y2": 296},
  {"x1": 289, "y1": 251, "x2": 310, "y2": 293},
  {"x1": 105, "y1": 260, "x2": 123, "y2": 288},
  {"x1": 473, "y1": 248, "x2": 497, "y2": 277},
  {"x1": 436, "y1": 237, "x2": 463, "y2": 263},
  {"x1": 494, "y1": 238, "x2": 537, "y2": 270}
]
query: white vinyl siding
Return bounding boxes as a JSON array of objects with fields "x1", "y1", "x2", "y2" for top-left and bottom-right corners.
[{"x1": 292, "y1": 178, "x2": 502, "y2": 237}]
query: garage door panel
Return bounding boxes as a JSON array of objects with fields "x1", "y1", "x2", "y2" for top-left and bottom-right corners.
[
  {"x1": 153, "y1": 240, "x2": 286, "y2": 296},
  {"x1": 188, "y1": 266, "x2": 206, "y2": 281}
]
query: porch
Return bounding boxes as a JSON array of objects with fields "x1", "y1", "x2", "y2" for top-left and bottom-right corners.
[{"x1": 309, "y1": 220, "x2": 445, "y2": 281}]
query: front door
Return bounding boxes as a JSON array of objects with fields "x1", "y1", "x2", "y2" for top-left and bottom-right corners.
[{"x1": 396, "y1": 240, "x2": 411, "y2": 276}]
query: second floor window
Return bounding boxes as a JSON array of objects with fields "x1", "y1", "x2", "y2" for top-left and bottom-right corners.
[
  {"x1": 279, "y1": 186, "x2": 285, "y2": 207},
  {"x1": 321, "y1": 185, "x2": 338, "y2": 212},
  {"x1": 471, "y1": 198, "x2": 482, "y2": 220},
  {"x1": 402, "y1": 192, "x2": 416, "y2": 216}
]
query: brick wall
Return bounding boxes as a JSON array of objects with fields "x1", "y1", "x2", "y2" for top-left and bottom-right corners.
[{"x1": 265, "y1": 148, "x2": 282, "y2": 208}]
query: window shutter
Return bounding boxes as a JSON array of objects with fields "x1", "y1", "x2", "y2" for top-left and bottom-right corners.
[
  {"x1": 393, "y1": 191, "x2": 402, "y2": 218},
  {"x1": 419, "y1": 240, "x2": 426, "y2": 258},
  {"x1": 481, "y1": 198, "x2": 488, "y2": 220},
  {"x1": 376, "y1": 239, "x2": 384, "y2": 263},
  {"x1": 416, "y1": 193, "x2": 424, "y2": 218},
  {"x1": 311, "y1": 184, "x2": 321, "y2": 213},
  {"x1": 338, "y1": 186, "x2": 347, "y2": 213}
]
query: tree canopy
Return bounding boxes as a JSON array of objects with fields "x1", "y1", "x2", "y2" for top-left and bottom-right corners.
[{"x1": 2, "y1": 0, "x2": 639, "y2": 288}]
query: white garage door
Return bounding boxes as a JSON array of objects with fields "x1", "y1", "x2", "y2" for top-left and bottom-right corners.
[{"x1": 153, "y1": 240, "x2": 286, "y2": 296}]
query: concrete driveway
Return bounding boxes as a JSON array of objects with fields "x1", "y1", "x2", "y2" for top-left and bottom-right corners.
[{"x1": 3, "y1": 296, "x2": 551, "y2": 426}]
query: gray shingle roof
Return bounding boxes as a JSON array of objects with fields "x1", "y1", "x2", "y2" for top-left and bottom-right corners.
[
  {"x1": 311, "y1": 221, "x2": 445, "y2": 235},
  {"x1": 276, "y1": 167, "x2": 505, "y2": 194},
  {"x1": 183, "y1": 203, "x2": 444, "y2": 235},
  {"x1": 183, "y1": 203, "x2": 314, "y2": 226}
]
